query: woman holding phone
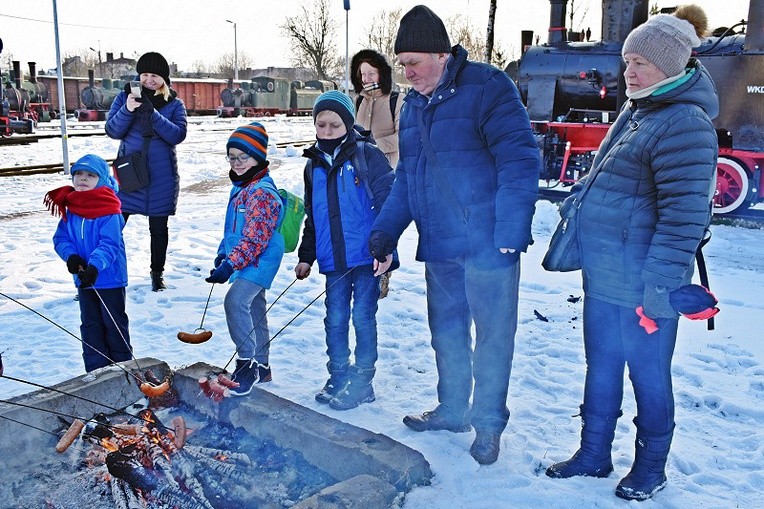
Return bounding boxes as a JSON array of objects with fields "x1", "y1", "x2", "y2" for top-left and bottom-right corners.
[{"x1": 106, "y1": 52, "x2": 187, "y2": 291}]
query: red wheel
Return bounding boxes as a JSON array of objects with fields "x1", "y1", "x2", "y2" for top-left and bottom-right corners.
[{"x1": 714, "y1": 157, "x2": 751, "y2": 215}]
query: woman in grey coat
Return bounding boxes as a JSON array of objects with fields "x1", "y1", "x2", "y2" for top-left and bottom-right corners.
[{"x1": 545, "y1": 5, "x2": 718, "y2": 502}]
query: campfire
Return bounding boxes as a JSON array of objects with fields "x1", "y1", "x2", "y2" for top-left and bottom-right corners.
[{"x1": 0, "y1": 358, "x2": 432, "y2": 508}]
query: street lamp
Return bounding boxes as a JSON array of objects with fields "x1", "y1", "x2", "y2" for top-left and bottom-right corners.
[
  {"x1": 226, "y1": 19, "x2": 238, "y2": 80},
  {"x1": 88, "y1": 42, "x2": 101, "y2": 75}
]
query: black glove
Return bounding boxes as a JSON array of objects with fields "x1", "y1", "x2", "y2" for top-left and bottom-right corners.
[
  {"x1": 66, "y1": 254, "x2": 87, "y2": 275},
  {"x1": 78, "y1": 265, "x2": 99, "y2": 288},
  {"x1": 213, "y1": 253, "x2": 226, "y2": 268},
  {"x1": 206, "y1": 260, "x2": 234, "y2": 284},
  {"x1": 137, "y1": 98, "x2": 154, "y2": 115},
  {"x1": 368, "y1": 231, "x2": 397, "y2": 263}
]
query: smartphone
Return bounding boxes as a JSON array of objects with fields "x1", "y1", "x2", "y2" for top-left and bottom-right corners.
[{"x1": 130, "y1": 80, "x2": 141, "y2": 97}]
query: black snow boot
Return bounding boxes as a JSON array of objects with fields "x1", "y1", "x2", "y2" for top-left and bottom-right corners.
[
  {"x1": 615, "y1": 423, "x2": 674, "y2": 501},
  {"x1": 547, "y1": 406, "x2": 622, "y2": 479},
  {"x1": 151, "y1": 271, "x2": 166, "y2": 292},
  {"x1": 315, "y1": 361, "x2": 349, "y2": 404},
  {"x1": 328, "y1": 366, "x2": 375, "y2": 410}
]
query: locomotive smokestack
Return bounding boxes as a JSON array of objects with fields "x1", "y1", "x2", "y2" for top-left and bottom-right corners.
[
  {"x1": 602, "y1": 0, "x2": 649, "y2": 43},
  {"x1": 88, "y1": 69, "x2": 95, "y2": 88},
  {"x1": 548, "y1": 0, "x2": 568, "y2": 45},
  {"x1": 747, "y1": 0, "x2": 764, "y2": 51},
  {"x1": 28, "y1": 62, "x2": 37, "y2": 83},
  {"x1": 12, "y1": 60, "x2": 21, "y2": 89}
]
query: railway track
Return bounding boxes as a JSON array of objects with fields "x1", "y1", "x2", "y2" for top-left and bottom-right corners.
[{"x1": 0, "y1": 129, "x2": 106, "y2": 146}]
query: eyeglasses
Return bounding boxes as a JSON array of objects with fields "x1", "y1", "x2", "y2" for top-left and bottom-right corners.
[{"x1": 225, "y1": 154, "x2": 252, "y2": 164}]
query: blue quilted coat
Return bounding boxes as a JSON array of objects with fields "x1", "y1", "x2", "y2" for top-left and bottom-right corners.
[
  {"x1": 105, "y1": 92, "x2": 187, "y2": 216},
  {"x1": 371, "y1": 45, "x2": 540, "y2": 268},
  {"x1": 577, "y1": 60, "x2": 719, "y2": 307}
]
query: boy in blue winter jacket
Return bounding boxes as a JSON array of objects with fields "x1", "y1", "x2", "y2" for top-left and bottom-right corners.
[
  {"x1": 206, "y1": 122, "x2": 285, "y2": 396},
  {"x1": 45, "y1": 154, "x2": 131, "y2": 375},
  {"x1": 294, "y1": 91, "x2": 395, "y2": 410}
]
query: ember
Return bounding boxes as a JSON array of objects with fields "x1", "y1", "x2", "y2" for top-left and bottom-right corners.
[{"x1": 7, "y1": 405, "x2": 335, "y2": 508}]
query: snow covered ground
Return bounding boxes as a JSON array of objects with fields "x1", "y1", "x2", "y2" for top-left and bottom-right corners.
[{"x1": 1, "y1": 116, "x2": 762, "y2": 508}]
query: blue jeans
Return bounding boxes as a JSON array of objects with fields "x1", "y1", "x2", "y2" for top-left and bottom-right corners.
[
  {"x1": 582, "y1": 296, "x2": 678, "y2": 434},
  {"x1": 323, "y1": 265, "x2": 380, "y2": 370},
  {"x1": 425, "y1": 256, "x2": 520, "y2": 432},
  {"x1": 78, "y1": 287, "x2": 132, "y2": 372},
  {"x1": 224, "y1": 278, "x2": 269, "y2": 364}
]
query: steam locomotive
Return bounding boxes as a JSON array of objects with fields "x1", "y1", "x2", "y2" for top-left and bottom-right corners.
[
  {"x1": 515, "y1": 0, "x2": 764, "y2": 214},
  {"x1": 0, "y1": 53, "x2": 52, "y2": 136},
  {"x1": 218, "y1": 77, "x2": 338, "y2": 117}
]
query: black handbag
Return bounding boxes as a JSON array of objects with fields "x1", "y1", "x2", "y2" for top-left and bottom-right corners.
[
  {"x1": 542, "y1": 201, "x2": 582, "y2": 272},
  {"x1": 542, "y1": 164, "x2": 603, "y2": 272},
  {"x1": 113, "y1": 136, "x2": 151, "y2": 193}
]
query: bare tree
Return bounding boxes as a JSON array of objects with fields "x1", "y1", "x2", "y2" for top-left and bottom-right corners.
[
  {"x1": 484, "y1": 0, "x2": 497, "y2": 64},
  {"x1": 213, "y1": 52, "x2": 253, "y2": 79},
  {"x1": 365, "y1": 9, "x2": 402, "y2": 60},
  {"x1": 447, "y1": 14, "x2": 510, "y2": 69},
  {"x1": 281, "y1": 0, "x2": 341, "y2": 80}
]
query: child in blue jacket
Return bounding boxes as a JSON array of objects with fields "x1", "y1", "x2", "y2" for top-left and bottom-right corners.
[
  {"x1": 294, "y1": 91, "x2": 395, "y2": 410},
  {"x1": 46, "y1": 154, "x2": 131, "y2": 376},
  {"x1": 206, "y1": 122, "x2": 285, "y2": 396}
]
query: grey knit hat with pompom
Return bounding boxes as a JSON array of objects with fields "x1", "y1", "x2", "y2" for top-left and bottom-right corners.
[{"x1": 622, "y1": 4, "x2": 708, "y2": 77}]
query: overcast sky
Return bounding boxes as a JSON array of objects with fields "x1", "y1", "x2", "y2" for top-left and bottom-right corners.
[{"x1": 0, "y1": 0, "x2": 753, "y2": 73}]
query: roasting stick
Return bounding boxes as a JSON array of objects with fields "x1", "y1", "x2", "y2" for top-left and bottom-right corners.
[
  {"x1": 0, "y1": 291, "x2": 147, "y2": 385},
  {"x1": 0, "y1": 397, "x2": 177, "y2": 441},
  {"x1": 177, "y1": 284, "x2": 215, "y2": 344},
  {"x1": 88, "y1": 286, "x2": 142, "y2": 373},
  {"x1": 194, "y1": 278, "x2": 298, "y2": 399},
  {"x1": 88, "y1": 287, "x2": 171, "y2": 397},
  {"x1": 0, "y1": 412, "x2": 59, "y2": 436},
  {"x1": 0, "y1": 374, "x2": 173, "y2": 432}
]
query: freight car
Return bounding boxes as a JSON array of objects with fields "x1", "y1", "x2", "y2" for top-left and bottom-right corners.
[
  {"x1": 37, "y1": 74, "x2": 229, "y2": 119},
  {"x1": 515, "y1": 0, "x2": 764, "y2": 215}
]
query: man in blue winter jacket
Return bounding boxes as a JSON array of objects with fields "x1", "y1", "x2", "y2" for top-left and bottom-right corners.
[{"x1": 369, "y1": 5, "x2": 541, "y2": 465}]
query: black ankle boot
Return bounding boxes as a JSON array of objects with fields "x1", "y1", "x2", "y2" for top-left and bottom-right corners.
[{"x1": 151, "y1": 271, "x2": 166, "y2": 292}]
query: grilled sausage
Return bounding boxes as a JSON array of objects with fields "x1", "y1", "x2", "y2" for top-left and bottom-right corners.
[
  {"x1": 177, "y1": 330, "x2": 213, "y2": 344},
  {"x1": 55, "y1": 419, "x2": 85, "y2": 453}
]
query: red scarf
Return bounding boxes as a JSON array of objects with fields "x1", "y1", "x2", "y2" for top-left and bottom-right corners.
[{"x1": 44, "y1": 186, "x2": 122, "y2": 221}]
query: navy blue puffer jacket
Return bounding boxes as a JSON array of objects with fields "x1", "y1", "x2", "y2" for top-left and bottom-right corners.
[
  {"x1": 105, "y1": 91, "x2": 187, "y2": 216},
  {"x1": 371, "y1": 45, "x2": 540, "y2": 268},
  {"x1": 577, "y1": 60, "x2": 719, "y2": 307}
]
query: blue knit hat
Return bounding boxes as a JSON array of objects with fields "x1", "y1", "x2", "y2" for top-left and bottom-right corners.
[
  {"x1": 71, "y1": 154, "x2": 119, "y2": 192},
  {"x1": 227, "y1": 122, "x2": 269, "y2": 164},
  {"x1": 312, "y1": 91, "x2": 356, "y2": 132}
]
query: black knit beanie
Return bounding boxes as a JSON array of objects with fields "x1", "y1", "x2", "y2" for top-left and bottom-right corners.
[
  {"x1": 394, "y1": 5, "x2": 451, "y2": 54},
  {"x1": 136, "y1": 52, "x2": 171, "y2": 85}
]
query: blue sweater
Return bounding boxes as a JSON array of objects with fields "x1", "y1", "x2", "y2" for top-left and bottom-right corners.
[{"x1": 105, "y1": 92, "x2": 187, "y2": 216}]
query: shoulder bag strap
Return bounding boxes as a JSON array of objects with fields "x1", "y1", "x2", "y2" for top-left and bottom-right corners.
[{"x1": 415, "y1": 106, "x2": 468, "y2": 225}]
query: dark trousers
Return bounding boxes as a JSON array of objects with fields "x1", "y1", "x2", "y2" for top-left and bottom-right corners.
[
  {"x1": 582, "y1": 296, "x2": 678, "y2": 434},
  {"x1": 78, "y1": 287, "x2": 132, "y2": 372},
  {"x1": 424, "y1": 256, "x2": 520, "y2": 432},
  {"x1": 123, "y1": 214, "x2": 168, "y2": 273},
  {"x1": 324, "y1": 265, "x2": 380, "y2": 370}
]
